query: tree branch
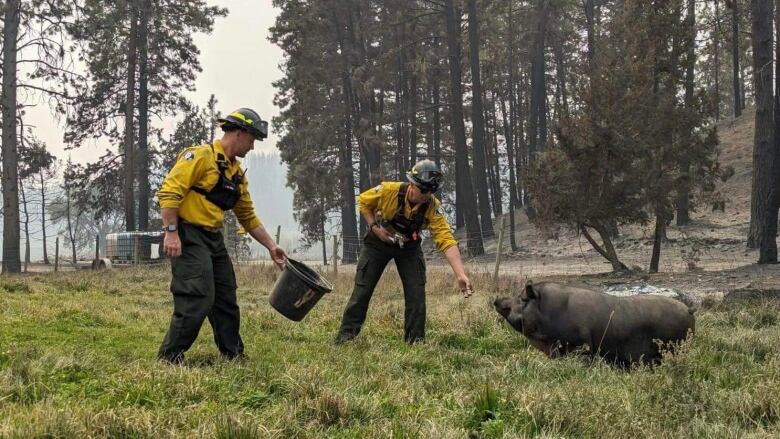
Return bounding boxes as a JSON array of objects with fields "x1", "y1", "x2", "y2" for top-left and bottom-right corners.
[
  {"x1": 18, "y1": 59, "x2": 85, "y2": 79},
  {"x1": 18, "y1": 83, "x2": 71, "y2": 100}
]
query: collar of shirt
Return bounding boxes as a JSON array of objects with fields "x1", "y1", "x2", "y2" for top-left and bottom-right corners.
[
  {"x1": 213, "y1": 138, "x2": 227, "y2": 161},
  {"x1": 212, "y1": 139, "x2": 243, "y2": 174},
  {"x1": 403, "y1": 185, "x2": 426, "y2": 215}
]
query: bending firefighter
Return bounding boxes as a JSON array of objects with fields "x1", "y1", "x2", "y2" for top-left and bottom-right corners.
[
  {"x1": 336, "y1": 159, "x2": 474, "y2": 344},
  {"x1": 156, "y1": 108, "x2": 288, "y2": 364}
]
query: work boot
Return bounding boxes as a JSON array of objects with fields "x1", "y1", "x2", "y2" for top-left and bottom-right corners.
[
  {"x1": 222, "y1": 352, "x2": 249, "y2": 363},
  {"x1": 158, "y1": 352, "x2": 185, "y2": 365},
  {"x1": 335, "y1": 331, "x2": 357, "y2": 344},
  {"x1": 404, "y1": 335, "x2": 425, "y2": 345}
]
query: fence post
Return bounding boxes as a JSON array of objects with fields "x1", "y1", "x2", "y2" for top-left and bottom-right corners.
[
  {"x1": 95, "y1": 234, "x2": 100, "y2": 260},
  {"x1": 493, "y1": 216, "x2": 507, "y2": 283},
  {"x1": 332, "y1": 235, "x2": 339, "y2": 276},
  {"x1": 134, "y1": 235, "x2": 140, "y2": 265},
  {"x1": 55, "y1": 237, "x2": 59, "y2": 272},
  {"x1": 275, "y1": 225, "x2": 281, "y2": 245}
]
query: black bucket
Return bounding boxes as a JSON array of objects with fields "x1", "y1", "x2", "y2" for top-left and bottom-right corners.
[{"x1": 269, "y1": 258, "x2": 333, "y2": 321}]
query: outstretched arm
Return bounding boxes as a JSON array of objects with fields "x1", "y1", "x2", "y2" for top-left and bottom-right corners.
[{"x1": 444, "y1": 245, "x2": 473, "y2": 298}]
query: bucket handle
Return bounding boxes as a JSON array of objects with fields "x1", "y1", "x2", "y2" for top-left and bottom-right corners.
[{"x1": 285, "y1": 258, "x2": 334, "y2": 293}]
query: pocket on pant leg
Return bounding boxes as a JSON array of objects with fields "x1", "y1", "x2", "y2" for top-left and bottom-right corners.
[
  {"x1": 171, "y1": 260, "x2": 206, "y2": 296},
  {"x1": 354, "y1": 257, "x2": 369, "y2": 287}
]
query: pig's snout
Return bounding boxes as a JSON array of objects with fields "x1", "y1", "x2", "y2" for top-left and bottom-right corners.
[{"x1": 494, "y1": 297, "x2": 511, "y2": 318}]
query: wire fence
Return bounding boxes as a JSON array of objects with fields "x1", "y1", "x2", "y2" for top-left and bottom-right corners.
[
  {"x1": 232, "y1": 218, "x2": 764, "y2": 280},
  {"x1": 4, "y1": 211, "x2": 767, "y2": 282}
]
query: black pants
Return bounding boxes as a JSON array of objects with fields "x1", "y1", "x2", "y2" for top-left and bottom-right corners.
[
  {"x1": 338, "y1": 232, "x2": 427, "y2": 343},
  {"x1": 158, "y1": 223, "x2": 243, "y2": 362}
]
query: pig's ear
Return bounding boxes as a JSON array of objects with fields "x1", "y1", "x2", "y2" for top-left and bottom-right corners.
[{"x1": 521, "y1": 281, "x2": 537, "y2": 301}]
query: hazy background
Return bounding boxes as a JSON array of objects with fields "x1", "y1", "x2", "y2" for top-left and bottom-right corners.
[{"x1": 13, "y1": 0, "x2": 312, "y2": 261}]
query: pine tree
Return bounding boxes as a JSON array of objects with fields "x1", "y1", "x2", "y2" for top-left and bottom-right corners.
[
  {"x1": 65, "y1": 0, "x2": 226, "y2": 231},
  {"x1": 2, "y1": 0, "x2": 78, "y2": 273}
]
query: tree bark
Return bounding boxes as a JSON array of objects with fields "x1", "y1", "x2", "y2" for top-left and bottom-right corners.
[
  {"x1": 40, "y1": 172, "x2": 49, "y2": 264},
  {"x1": 123, "y1": 0, "x2": 139, "y2": 231},
  {"x1": 408, "y1": 42, "x2": 419, "y2": 168},
  {"x1": 334, "y1": 6, "x2": 365, "y2": 262},
  {"x1": 732, "y1": 0, "x2": 742, "y2": 118},
  {"x1": 526, "y1": 1, "x2": 549, "y2": 218},
  {"x1": 445, "y1": 0, "x2": 484, "y2": 255},
  {"x1": 432, "y1": 77, "x2": 442, "y2": 168},
  {"x1": 677, "y1": 0, "x2": 696, "y2": 226},
  {"x1": 649, "y1": 214, "x2": 666, "y2": 273},
  {"x1": 321, "y1": 214, "x2": 328, "y2": 266},
  {"x1": 19, "y1": 119, "x2": 29, "y2": 273},
  {"x1": 66, "y1": 187, "x2": 77, "y2": 264},
  {"x1": 528, "y1": 0, "x2": 549, "y2": 159},
  {"x1": 584, "y1": 0, "x2": 596, "y2": 68},
  {"x1": 715, "y1": 0, "x2": 722, "y2": 121},
  {"x1": 467, "y1": 0, "x2": 495, "y2": 239},
  {"x1": 345, "y1": 5, "x2": 380, "y2": 190},
  {"x1": 1, "y1": 0, "x2": 22, "y2": 273},
  {"x1": 20, "y1": 175, "x2": 29, "y2": 272},
  {"x1": 553, "y1": 39, "x2": 569, "y2": 117},
  {"x1": 137, "y1": 0, "x2": 151, "y2": 232},
  {"x1": 394, "y1": 30, "x2": 407, "y2": 179},
  {"x1": 581, "y1": 223, "x2": 628, "y2": 272},
  {"x1": 748, "y1": 0, "x2": 777, "y2": 262},
  {"x1": 339, "y1": 69, "x2": 359, "y2": 264},
  {"x1": 774, "y1": 0, "x2": 780, "y2": 258}
]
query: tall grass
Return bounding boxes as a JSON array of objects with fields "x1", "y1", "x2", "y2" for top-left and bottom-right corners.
[{"x1": 0, "y1": 265, "x2": 778, "y2": 437}]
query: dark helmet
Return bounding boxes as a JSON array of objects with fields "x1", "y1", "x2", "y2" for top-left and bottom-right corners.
[
  {"x1": 406, "y1": 159, "x2": 442, "y2": 193},
  {"x1": 217, "y1": 108, "x2": 268, "y2": 140}
]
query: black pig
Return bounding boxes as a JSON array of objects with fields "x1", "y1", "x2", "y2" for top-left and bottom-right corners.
[{"x1": 494, "y1": 281, "x2": 695, "y2": 366}]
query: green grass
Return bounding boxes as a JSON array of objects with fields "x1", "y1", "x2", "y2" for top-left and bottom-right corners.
[{"x1": 1, "y1": 265, "x2": 779, "y2": 437}]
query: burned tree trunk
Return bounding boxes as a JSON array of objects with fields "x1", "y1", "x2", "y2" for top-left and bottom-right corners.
[
  {"x1": 748, "y1": 0, "x2": 777, "y2": 262},
  {"x1": 1, "y1": 0, "x2": 22, "y2": 273},
  {"x1": 445, "y1": 0, "x2": 484, "y2": 255},
  {"x1": 467, "y1": 0, "x2": 495, "y2": 239}
]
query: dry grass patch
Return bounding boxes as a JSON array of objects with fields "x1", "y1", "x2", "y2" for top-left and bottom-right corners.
[{"x1": 0, "y1": 266, "x2": 779, "y2": 437}]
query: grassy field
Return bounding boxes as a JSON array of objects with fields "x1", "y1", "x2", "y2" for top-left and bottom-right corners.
[{"x1": 1, "y1": 265, "x2": 779, "y2": 438}]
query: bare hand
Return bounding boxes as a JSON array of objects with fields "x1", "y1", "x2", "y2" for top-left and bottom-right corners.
[
  {"x1": 164, "y1": 231, "x2": 182, "y2": 258},
  {"x1": 457, "y1": 274, "x2": 473, "y2": 298},
  {"x1": 372, "y1": 225, "x2": 395, "y2": 244},
  {"x1": 269, "y1": 245, "x2": 288, "y2": 270}
]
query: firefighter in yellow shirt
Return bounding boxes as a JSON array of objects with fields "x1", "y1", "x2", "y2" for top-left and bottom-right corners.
[
  {"x1": 336, "y1": 159, "x2": 474, "y2": 344},
  {"x1": 156, "y1": 107, "x2": 287, "y2": 364}
]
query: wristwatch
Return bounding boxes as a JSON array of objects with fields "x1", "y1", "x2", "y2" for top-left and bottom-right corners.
[{"x1": 165, "y1": 224, "x2": 177, "y2": 233}]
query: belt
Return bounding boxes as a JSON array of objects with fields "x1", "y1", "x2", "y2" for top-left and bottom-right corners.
[{"x1": 180, "y1": 220, "x2": 222, "y2": 233}]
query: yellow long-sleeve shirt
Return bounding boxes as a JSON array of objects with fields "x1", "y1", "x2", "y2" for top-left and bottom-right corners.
[
  {"x1": 359, "y1": 181, "x2": 457, "y2": 252},
  {"x1": 156, "y1": 139, "x2": 262, "y2": 231}
]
